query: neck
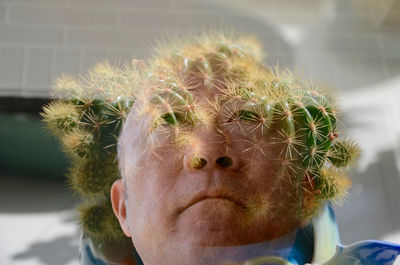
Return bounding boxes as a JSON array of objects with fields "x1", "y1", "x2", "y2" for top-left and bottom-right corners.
[{"x1": 143, "y1": 229, "x2": 298, "y2": 265}]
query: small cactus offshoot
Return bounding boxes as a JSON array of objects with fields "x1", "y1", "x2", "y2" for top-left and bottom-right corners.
[
  {"x1": 41, "y1": 32, "x2": 359, "y2": 250},
  {"x1": 41, "y1": 62, "x2": 140, "y2": 252}
]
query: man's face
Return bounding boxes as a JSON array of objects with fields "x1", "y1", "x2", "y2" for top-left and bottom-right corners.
[{"x1": 114, "y1": 87, "x2": 303, "y2": 264}]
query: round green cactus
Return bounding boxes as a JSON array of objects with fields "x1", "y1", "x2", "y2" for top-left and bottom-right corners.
[
  {"x1": 69, "y1": 153, "x2": 119, "y2": 196},
  {"x1": 78, "y1": 200, "x2": 125, "y2": 243},
  {"x1": 41, "y1": 32, "x2": 359, "y2": 250}
]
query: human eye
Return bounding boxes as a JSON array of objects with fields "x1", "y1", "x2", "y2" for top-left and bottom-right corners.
[
  {"x1": 220, "y1": 103, "x2": 257, "y2": 127},
  {"x1": 160, "y1": 111, "x2": 183, "y2": 126},
  {"x1": 220, "y1": 100, "x2": 275, "y2": 140},
  {"x1": 149, "y1": 93, "x2": 187, "y2": 128},
  {"x1": 236, "y1": 109, "x2": 259, "y2": 122}
]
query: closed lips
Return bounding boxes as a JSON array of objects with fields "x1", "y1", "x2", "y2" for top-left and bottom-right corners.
[{"x1": 179, "y1": 191, "x2": 247, "y2": 214}]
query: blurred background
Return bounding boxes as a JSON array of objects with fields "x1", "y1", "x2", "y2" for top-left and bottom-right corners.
[{"x1": 0, "y1": 0, "x2": 399, "y2": 264}]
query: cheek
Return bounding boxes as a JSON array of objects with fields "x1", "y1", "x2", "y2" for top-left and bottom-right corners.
[
  {"x1": 124, "y1": 151, "x2": 184, "y2": 227},
  {"x1": 228, "y1": 128, "x2": 281, "y2": 173},
  {"x1": 124, "y1": 170, "x2": 169, "y2": 247},
  {"x1": 229, "y1": 133, "x2": 287, "y2": 196}
]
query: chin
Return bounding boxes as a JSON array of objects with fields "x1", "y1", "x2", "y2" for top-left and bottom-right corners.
[
  {"x1": 176, "y1": 199, "x2": 253, "y2": 246},
  {"x1": 182, "y1": 226, "x2": 248, "y2": 247}
]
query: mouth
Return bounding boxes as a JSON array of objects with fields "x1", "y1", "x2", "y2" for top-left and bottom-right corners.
[{"x1": 178, "y1": 191, "x2": 247, "y2": 214}]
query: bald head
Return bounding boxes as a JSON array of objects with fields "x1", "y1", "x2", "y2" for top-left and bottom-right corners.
[{"x1": 110, "y1": 35, "x2": 355, "y2": 265}]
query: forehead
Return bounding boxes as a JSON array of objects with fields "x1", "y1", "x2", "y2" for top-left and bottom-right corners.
[{"x1": 119, "y1": 39, "x2": 278, "y2": 169}]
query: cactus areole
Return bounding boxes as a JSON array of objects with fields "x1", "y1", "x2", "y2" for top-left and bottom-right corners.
[{"x1": 41, "y1": 33, "x2": 371, "y2": 265}]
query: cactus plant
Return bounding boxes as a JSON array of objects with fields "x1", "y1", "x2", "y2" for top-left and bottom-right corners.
[
  {"x1": 41, "y1": 32, "x2": 359, "y2": 256},
  {"x1": 41, "y1": 62, "x2": 140, "y2": 259}
]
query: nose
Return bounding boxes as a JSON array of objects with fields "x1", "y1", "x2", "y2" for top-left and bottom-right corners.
[
  {"x1": 215, "y1": 156, "x2": 233, "y2": 168},
  {"x1": 189, "y1": 155, "x2": 234, "y2": 169},
  {"x1": 183, "y1": 126, "x2": 241, "y2": 171}
]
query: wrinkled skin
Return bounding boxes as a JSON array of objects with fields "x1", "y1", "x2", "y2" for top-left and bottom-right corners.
[{"x1": 111, "y1": 88, "x2": 306, "y2": 265}]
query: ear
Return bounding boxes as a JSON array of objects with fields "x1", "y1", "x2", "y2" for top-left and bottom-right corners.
[{"x1": 111, "y1": 179, "x2": 131, "y2": 237}]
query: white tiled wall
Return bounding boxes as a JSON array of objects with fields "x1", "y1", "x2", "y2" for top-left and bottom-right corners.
[
  {"x1": 0, "y1": 0, "x2": 176, "y2": 96},
  {"x1": 0, "y1": 0, "x2": 398, "y2": 97},
  {"x1": 0, "y1": 46, "x2": 24, "y2": 87}
]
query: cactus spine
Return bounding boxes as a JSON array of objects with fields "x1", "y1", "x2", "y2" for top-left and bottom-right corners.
[{"x1": 42, "y1": 32, "x2": 359, "y2": 248}]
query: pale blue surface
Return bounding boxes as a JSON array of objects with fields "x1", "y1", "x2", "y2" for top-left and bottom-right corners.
[{"x1": 327, "y1": 241, "x2": 400, "y2": 265}]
